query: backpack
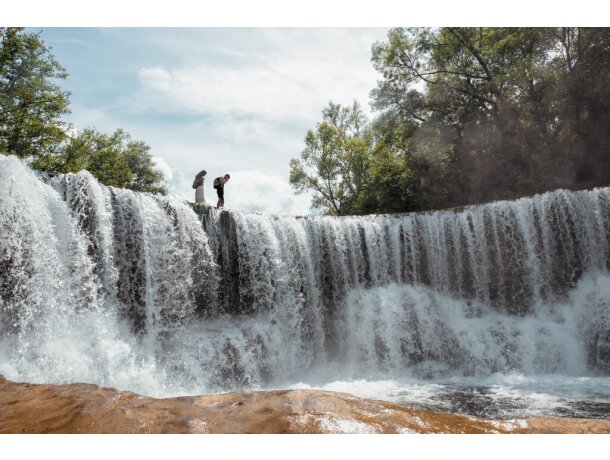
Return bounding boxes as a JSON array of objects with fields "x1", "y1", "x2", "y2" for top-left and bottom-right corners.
[{"x1": 213, "y1": 177, "x2": 221, "y2": 188}]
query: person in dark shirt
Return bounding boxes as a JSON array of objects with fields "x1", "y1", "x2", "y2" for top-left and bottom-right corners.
[{"x1": 213, "y1": 174, "x2": 230, "y2": 208}]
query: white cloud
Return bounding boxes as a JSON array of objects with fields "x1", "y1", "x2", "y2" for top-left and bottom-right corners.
[
  {"x1": 166, "y1": 168, "x2": 311, "y2": 216},
  {"x1": 132, "y1": 28, "x2": 387, "y2": 121},
  {"x1": 225, "y1": 170, "x2": 311, "y2": 215},
  {"x1": 66, "y1": 104, "x2": 111, "y2": 129},
  {"x1": 152, "y1": 156, "x2": 173, "y2": 181},
  {"x1": 137, "y1": 64, "x2": 315, "y2": 120},
  {"x1": 164, "y1": 166, "x2": 193, "y2": 201},
  {"x1": 55, "y1": 28, "x2": 390, "y2": 216},
  {"x1": 120, "y1": 29, "x2": 390, "y2": 215}
]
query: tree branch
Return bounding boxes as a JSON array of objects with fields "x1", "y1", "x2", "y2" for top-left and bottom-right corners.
[{"x1": 447, "y1": 27, "x2": 493, "y2": 81}]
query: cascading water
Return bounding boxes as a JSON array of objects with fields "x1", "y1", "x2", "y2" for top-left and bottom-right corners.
[{"x1": 1, "y1": 154, "x2": 609, "y2": 418}]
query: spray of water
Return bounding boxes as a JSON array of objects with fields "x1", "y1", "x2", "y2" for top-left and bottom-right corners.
[{"x1": 1, "y1": 155, "x2": 609, "y2": 407}]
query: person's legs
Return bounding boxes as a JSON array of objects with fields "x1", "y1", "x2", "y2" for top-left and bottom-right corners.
[{"x1": 216, "y1": 187, "x2": 224, "y2": 208}]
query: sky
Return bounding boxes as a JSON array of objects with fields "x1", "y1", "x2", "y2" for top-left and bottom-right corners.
[
  {"x1": 34, "y1": 27, "x2": 391, "y2": 215},
  {"x1": 24, "y1": 0, "x2": 593, "y2": 217}
]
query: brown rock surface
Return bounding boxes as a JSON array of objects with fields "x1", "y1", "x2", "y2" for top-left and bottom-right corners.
[{"x1": 0, "y1": 375, "x2": 608, "y2": 434}]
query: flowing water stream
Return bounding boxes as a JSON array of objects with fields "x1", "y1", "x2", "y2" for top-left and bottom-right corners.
[{"x1": 1, "y1": 155, "x2": 609, "y2": 418}]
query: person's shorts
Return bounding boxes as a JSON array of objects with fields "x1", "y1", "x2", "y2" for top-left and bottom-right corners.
[{"x1": 216, "y1": 186, "x2": 224, "y2": 199}]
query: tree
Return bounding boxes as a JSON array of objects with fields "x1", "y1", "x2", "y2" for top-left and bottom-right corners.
[
  {"x1": 0, "y1": 27, "x2": 70, "y2": 159},
  {"x1": 370, "y1": 27, "x2": 610, "y2": 210},
  {"x1": 552, "y1": 28, "x2": 610, "y2": 187},
  {"x1": 122, "y1": 135, "x2": 167, "y2": 194},
  {"x1": 289, "y1": 28, "x2": 610, "y2": 216},
  {"x1": 290, "y1": 101, "x2": 372, "y2": 215},
  {"x1": 34, "y1": 128, "x2": 167, "y2": 194},
  {"x1": 362, "y1": 114, "x2": 437, "y2": 214},
  {"x1": 1, "y1": 28, "x2": 168, "y2": 195}
]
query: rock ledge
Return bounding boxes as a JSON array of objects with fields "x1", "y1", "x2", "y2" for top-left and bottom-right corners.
[{"x1": 1, "y1": 376, "x2": 608, "y2": 434}]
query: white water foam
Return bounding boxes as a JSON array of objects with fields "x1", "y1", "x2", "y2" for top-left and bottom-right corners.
[{"x1": 1, "y1": 155, "x2": 609, "y2": 418}]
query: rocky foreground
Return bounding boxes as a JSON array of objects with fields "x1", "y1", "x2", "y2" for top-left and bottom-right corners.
[{"x1": 1, "y1": 376, "x2": 609, "y2": 434}]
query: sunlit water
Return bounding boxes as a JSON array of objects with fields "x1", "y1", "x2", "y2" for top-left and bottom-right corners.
[{"x1": 1, "y1": 155, "x2": 609, "y2": 419}]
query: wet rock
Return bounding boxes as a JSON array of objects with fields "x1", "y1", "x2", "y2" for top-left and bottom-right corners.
[{"x1": 1, "y1": 376, "x2": 609, "y2": 434}]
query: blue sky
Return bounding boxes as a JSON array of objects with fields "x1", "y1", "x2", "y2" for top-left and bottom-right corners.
[{"x1": 33, "y1": 28, "x2": 391, "y2": 214}]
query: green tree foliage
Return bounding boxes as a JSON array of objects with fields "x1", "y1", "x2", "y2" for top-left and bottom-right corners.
[
  {"x1": 0, "y1": 27, "x2": 70, "y2": 159},
  {"x1": 34, "y1": 128, "x2": 167, "y2": 194},
  {"x1": 289, "y1": 101, "x2": 372, "y2": 215},
  {"x1": 293, "y1": 28, "x2": 610, "y2": 215},
  {"x1": 363, "y1": 116, "x2": 440, "y2": 214},
  {"x1": 370, "y1": 27, "x2": 610, "y2": 210},
  {"x1": 122, "y1": 138, "x2": 168, "y2": 194},
  {"x1": 0, "y1": 28, "x2": 166, "y2": 195}
]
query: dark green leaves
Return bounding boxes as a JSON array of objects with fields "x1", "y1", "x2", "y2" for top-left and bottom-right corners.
[
  {"x1": 0, "y1": 27, "x2": 70, "y2": 159},
  {"x1": 33, "y1": 128, "x2": 167, "y2": 194},
  {"x1": 289, "y1": 101, "x2": 372, "y2": 216},
  {"x1": 1, "y1": 28, "x2": 167, "y2": 195}
]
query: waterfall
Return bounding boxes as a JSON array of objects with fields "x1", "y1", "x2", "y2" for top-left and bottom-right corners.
[{"x1": 1, "y1": 154, "x2": 609, "y2": 398}]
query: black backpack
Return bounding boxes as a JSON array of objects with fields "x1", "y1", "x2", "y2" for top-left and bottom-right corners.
[{"x1": 213, "y1": 177, "x2": 221, "y2": 188}]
